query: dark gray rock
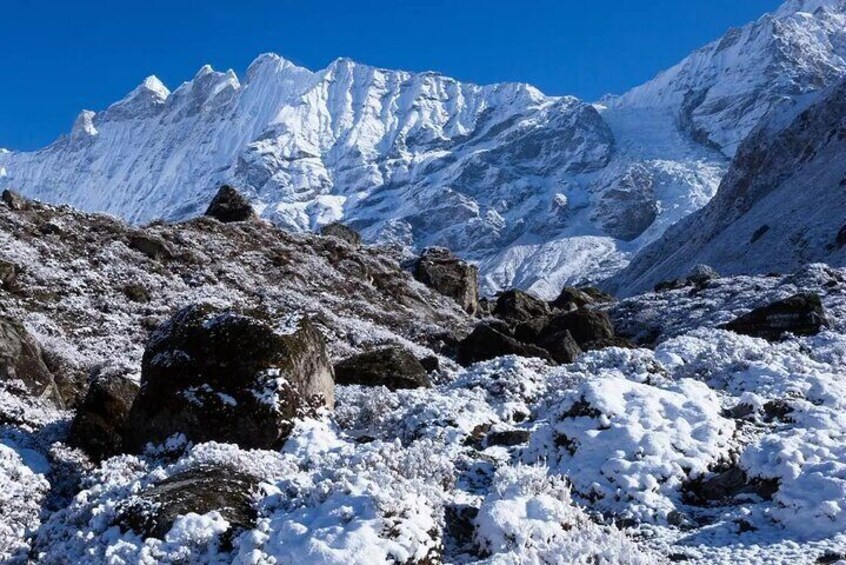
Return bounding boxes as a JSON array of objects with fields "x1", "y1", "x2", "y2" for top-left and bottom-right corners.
[
  {"x1": 457, "y1": 323, "x2": 552, "y2": 366},
  {"x1": 115, "y1": 465, "x2": 259, "y2": 542},
  {"x1": 1, "y1": 189, "x2": 29, "y2": 211},
  {"x1": 719, "y1": 292, "x2": 829, "y2": 341},
  {"x1": 0, "y1": 317, "x2": 63, "y2": 406},
  {"x1": 492, "y1": 289, "x2": 551, "y2": 323},
  {"x1": 683, "y1": 466, "x2": 778, "y2": 505},
  {"x1": 549, "y1": 287, "x2": 595, "y2": 311},
  {"x1": 535, "y1": 329, "x2": 583, "y2": 364},
  {"x1": 538, "y1": 309, "x2": 615, "y2": 349},
  {"x1": 204, "y1": 185, "x2": 256, "y2": 223},
  {"x1": 125, "y1": 305, "x2": 334, "y2": 451},
  {"x1": 413, "y1": 247, "x2": 479, "y2": 315},
  {"x1": 334, "y1": 346, "x2": 430, "y2": 390},
  {"x1": 68, "y1": 368, "x2": 140, "y2": 460},
  {"x1": 321, "y1": 222, "x2": 362, "y2": 247},
  {"x1": 0, "y1": 259, "x2": 18, "y2": 291}
]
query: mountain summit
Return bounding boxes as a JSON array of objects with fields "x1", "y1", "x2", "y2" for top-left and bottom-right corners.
[{"x1": 1, "y1": 0, "x2": 844, "y2": 296}]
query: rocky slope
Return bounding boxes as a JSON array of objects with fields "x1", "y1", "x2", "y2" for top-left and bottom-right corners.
[
  {"x1": 607, "y1": 75, "x2": 846, "y2": 296},
  {"x1": 2, "y1": 192, "x2": 846, "y2": 563},
  {"x1": 2, "y1": 0, "x2": 844, "y2": 296}
]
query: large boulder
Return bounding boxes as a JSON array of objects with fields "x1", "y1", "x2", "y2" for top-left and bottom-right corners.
[
  {"x1": 124, "y1": 305, "x2": 334, "y2": 451},
  {"x1": 68, "y1": 367, "x2": 140, "y2": 461},
  {"x1": 719, "y1": 292, "x2": 829, "y2": 341},
  {"x1": 492, "y1": 289, "x2": 551, "y2": 323},
  {"x1": 320, "y1": 222, "x2": 362, "y2": 247},
  {"x1": 115, "y1": 465, "x2": 259, "y2": 542},
  {"x1": 334, "y1": 346, "x2": 430, "y2": 390},
  {"x1": 1, "y1": 189, "x2": 30, "y2": 211},
  {"x1": 538, "y1": 308, "x2": 616, "y2": 350},
  {"x1": 204, "y1": 185, "x2": 256, "y2": 223},
  {"x1": 0, "y1": 317, "x2": 62, "y2": 406},
  {"x1": 549, "y1": 287, "x2": 596, "y2": 311},
  {"x1": 457, "y1": 322, "x2": 553, "y2": 366},
  {"x1": 412, "y1": 247, "x2": 479, "y2": 315}
]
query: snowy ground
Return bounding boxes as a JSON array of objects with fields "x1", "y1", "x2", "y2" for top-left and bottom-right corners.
[{"x1": 2, "y1": 202, "x2": 846, "y2": 563}]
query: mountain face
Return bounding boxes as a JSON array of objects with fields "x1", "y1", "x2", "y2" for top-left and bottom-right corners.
[
  {"x1": 606, "y1": 76, "x2": 846, "y2": 296},
  {"x1": 1, "y1": 0, "x2": 845, "y2": 297}
]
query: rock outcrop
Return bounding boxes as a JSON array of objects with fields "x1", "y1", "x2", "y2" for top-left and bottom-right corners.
[
  {"x1": 719, "y1": 292, "x2": 829, "y2": 341},
  {"x1": 413, "y1": 247, "x2": 479, "y2": 315},
  {"x1": 68, "y1": 367, "x2": 140, "y2": 461},
  {"x1": 124, "y1": 305, "x2": 334, "y2": 451},
  {"x1": 334, "y1": 346, "x2": 430, "y2": 390},
  {"x1": 115, "y1": 465, "x2": 259, "y2": 542},
  {"x1": 0, "y1": 317, "x2": 62, "y2": 407},
  {"x1": 320, "y1": 222, "x2": 362, "y2": 247},
  {"x1": 204, "y1": 185, "x2": 256, "y2": 223}
]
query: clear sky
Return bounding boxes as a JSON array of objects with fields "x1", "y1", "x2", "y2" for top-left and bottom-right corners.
[{"x1": 2, "y1": 0, "x2": 781, "y2": 151}]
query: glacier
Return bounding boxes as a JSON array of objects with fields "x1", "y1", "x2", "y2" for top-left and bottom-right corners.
[{"x1": 1, "y1": 0, "x2": 845, "y2": 297}]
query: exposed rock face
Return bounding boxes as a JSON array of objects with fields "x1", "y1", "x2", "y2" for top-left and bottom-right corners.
[
  {"x1": 125, "y1": 305, "x2": 334, "y2": 451},
  {"x1": 609, "y1": 77, "x2": 846, "y2": 296},
  {"x1": 492, "y1": 289, "x2": 551, "y2": 323},
  {"x1": 204, "y1": 185, "x2": 256, "y2": 223},
  {"x1": 115, "y1": 465, "x2": 259, "y2": 541},
  {"x1": 534, "y1": 329, "x2": 583, "y2": 364},
  {"x1": 719, "y1": 292, "x2": 829, "y2": 341},
  {"x1": 321, "y1": 222, "x2": 362, "y2": 247},
  {"x1": 413, "y1": 247, "x2": 479, "y2": 315},
  {"x1": 593, "y1": 165, "x2": 658, "y2": 241},
  {"x1": 0, "y1": 318, "x2": 62, "y2": 406},
  {"x1": 683, "y1": 466, "x2": 778, "y2": 505},
  {"x1": 68, "y1": 368, "x2": 140, "y2": 460},
  {"x1": 334, "y1": 346, "x2": 430, "y2": 390},
  {"x1": 1, "y1": 189, "x2": 29, "y2": 211},
  {"x1": 457, "y1": 322, "x2": 553, "y2": 366}
]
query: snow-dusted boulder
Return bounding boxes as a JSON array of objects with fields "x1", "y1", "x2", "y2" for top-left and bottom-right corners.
[
  {"x1": 0, "y1": 318, "x2": 63, "y2": 407},
  {"x1": 412, "y1": 247, "x2": 480, "y2": 315},
  {"x1": 719, "y1": 292, "x2": 829, "y2": 341},
  {"x1": 334, "y1": 346, "x2": 430, "y2": 390},
  {"x1": 204, "y1": 185, "x2": 256, "y2": 223},
  {"x1": 125, "y1": 305, "x2": 334, "y2": 451}
]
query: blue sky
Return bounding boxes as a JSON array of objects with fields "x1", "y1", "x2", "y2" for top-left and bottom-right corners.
[{"x1": 2, "y1": 0, "x2": 781, "y2": 151}]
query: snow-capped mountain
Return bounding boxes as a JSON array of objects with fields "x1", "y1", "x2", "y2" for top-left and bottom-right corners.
[
  {"x1": 606, "y1": 75, "x2": 846, "y2": 296},
  {"x1": 1, "y1": 0, "x2": 844, "y2": 297}
]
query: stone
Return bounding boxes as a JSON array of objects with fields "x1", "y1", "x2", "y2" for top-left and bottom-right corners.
[
  {"x1": 719, "y1": 292, "x2": 829, "y2": 341},
  {"x1": 486, "y1": 429, "x2": 531, "y2": 447},
  {"x1": 535, "y1": 329, "x2": 583, "y2": 364},
  {"x1": 579, "y1": 336, "x2": 637, "y2": 352},
  {"x1": 492, "y1": 289, "x2": 551, "y2": 323},
  {"x1": 0, "y1": 259, "x2": 17, "y2": 291},
  {"x1": 0, "y1": 317, "x2": 62, "y2": 406},
  {"x1": 412, "y1": 247, "x2": 479, "y2": 315},
  {"x1": 124, "y1": 305, "x2": 334, "y2": 451},
  {"x1": 1, "y1": 189, "x2": 29, "y2": 211},
  {"x1": 320, "y1": 222, "x2": 362, "y2": 246},
  {"x1": 683, "y1": 466, "x2": 778, "y2": 505},
  {"x1": 115, "y1": 465, "x2": 259, "y2": 542},
  {"x1": 334, "y1": 346, "x2": 430, "y2": 390},
  {"x1": 128, "y1": 233, "x2": 174, "y2": 261},
  {"x1": 549, "y1": 287, "x2": 595, "y2": 311},
  {"x1": 457, "y1": 322, "x2": 552, "y2": 366},
  {"x1": 204, "y1": 185, "x2": 256, "y2": 223},
  {"x1": 538, "y1": 308, "x2": 615, "y2": 348},
  {"x1": 68, "y1": 367, "x2": 140, "y2": 460}
]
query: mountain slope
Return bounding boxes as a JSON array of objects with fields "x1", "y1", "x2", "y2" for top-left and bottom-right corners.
[
  {"x1": 607, "y1": 77, "x2": 846, "y2": 296},
  {"x1": 1, "y1": 0, "x2": 845, "y2": 296}
]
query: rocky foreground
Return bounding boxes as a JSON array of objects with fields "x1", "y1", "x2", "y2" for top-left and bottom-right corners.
[{"x1": 2, "y1": 189, "x2": 846, "y2": 564}]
